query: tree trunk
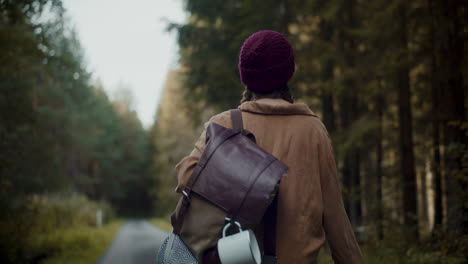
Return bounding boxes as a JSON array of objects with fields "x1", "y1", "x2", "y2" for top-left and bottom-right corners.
[
  {"x1": 339, "y1": 94, "x2": 361, "y2": 227},
  {"x1": 438, "y1": 0, "x2": 466, "y2": 234},
  {"x1": 322, "y1": 91, "x2": 336, "y2": 133},
  {"x1": 376, "y1": 79, "x2": 384, "y2": 240},
  {"x1": 418, "y1": 167, "x2": 429, "y2": 234},
  {"x1": 338, "y1": 0, "x2": 362, "y2": 228},
  {"x1": 428, "y1": 0, "x2": 443, "y2": 229},
  {"x1": 320, "y1": 20, "x2": 336, "y2": 133},
  {"x1": 351, "y1": 149, "x2": 362, "y2": 227},
  {"x1": 396, "y1": 2, "x2": 418, "y2": 241}
]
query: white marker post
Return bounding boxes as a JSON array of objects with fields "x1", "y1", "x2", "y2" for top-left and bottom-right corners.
[{"x1": 96, "y1": 208, "x2": 103, "y2": 228}]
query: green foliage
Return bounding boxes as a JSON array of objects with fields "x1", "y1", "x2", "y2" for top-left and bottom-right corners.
[
  {"x1": 0, "y1": 2, "x2": 157, "y2": 261},
  {"x1": 40, "y1": 220, "x2": 124, "y2": 264},
  {"x1": 0, "y1": 194, "x2": 116, "y2": 263},
  {"x1": 0, "y1": 0, "x2": 155, "y2": 216},
  {"x1": 0, "y1": 0, "x2": 62, "y2": 199}
]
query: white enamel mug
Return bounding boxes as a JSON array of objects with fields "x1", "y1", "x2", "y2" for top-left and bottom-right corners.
[{"x1": 217, "y1": 221, "x2": 261, "y2": 264}]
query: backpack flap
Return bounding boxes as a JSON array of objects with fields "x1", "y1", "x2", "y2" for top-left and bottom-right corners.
[{"x1": 190, "y1": 122, "x2": 288, "y2": 224}]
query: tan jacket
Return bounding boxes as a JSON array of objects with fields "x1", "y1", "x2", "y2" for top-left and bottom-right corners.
[{"x1": 175, "y1": 98, "x2": 363, "y2": 264}]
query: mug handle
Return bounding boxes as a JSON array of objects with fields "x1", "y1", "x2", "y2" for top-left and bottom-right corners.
[{"x1": 222, "y1": 221, "x2": 242, "y2": 237}]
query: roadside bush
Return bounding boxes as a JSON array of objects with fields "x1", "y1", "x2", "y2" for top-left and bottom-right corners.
[
  {"x1": 362, "y1": 228, "x2": 467, "y2": 264},
  {"x1": 0, "y1": 193, "x2": 115, "y2": 263},
  {"x1": 317, "y1": 226, "x2": 467, "y2": 264}
]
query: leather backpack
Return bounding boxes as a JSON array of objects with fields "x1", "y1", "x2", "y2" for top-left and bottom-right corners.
[{"x1": 157, "y1": 109, "x2": 288, "y2": 264}]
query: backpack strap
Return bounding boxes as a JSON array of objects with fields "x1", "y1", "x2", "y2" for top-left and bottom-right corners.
[
  {"x1": 231, "y1": 109, "x2": 277, "y2": 262},
  {"x1": 230, "y1": 109, "x2": 244, "y2": 131},
  {"x1": 264, "y1": 197, "x2": 278, "y2": 263}
]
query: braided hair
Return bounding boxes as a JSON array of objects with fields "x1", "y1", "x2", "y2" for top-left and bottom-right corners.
[{"x1": 240, "y1": 85, "x2": 294, "y2": 104}]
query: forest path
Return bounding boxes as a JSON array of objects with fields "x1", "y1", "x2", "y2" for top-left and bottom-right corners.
[{"x1": 97, "y1": 220, "x2": 167, "y2": 264}]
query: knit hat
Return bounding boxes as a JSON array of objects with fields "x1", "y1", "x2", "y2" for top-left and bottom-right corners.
[{"x1": 238, "y1": 30, "x2": 295, "y2": 93}]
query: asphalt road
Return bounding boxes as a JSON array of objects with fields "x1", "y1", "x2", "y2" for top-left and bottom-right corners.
[{"x1": 97, "y1": 220, "x2": 168, "y2": 264}]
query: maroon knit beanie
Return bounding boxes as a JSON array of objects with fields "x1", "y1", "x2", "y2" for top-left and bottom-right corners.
[{"x1": 238, "y1": 30, "x2": 295, "y2": 93}]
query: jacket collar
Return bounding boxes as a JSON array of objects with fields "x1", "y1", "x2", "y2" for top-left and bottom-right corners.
[{"x1": 239, "y1": 98, "x2": 317, "y2": 116}]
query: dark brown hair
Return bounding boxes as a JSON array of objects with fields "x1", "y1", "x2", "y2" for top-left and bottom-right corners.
[{"x1": 240, "y1": 85, "x2": 294, "y2": 104}]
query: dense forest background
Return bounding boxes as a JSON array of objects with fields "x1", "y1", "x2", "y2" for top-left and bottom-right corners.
[
  {"x1": 1, "y1": 1, "x2": 155, "y2": 262},
  {"x1": 1, "y1": 0, "x2": 466, "y2": 263}
]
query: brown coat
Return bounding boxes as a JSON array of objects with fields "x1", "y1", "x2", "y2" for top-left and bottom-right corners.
[{"x1": 175, "y1": 98, "x2": 363, "y2": 264}]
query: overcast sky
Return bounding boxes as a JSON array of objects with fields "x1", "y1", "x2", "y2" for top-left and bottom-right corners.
[{"x1": 62, "y1": 0, "x2": 186, "y2": 127}]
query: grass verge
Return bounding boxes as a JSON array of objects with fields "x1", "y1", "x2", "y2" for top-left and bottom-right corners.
[
  {"x1": 149, "y1": 217, "x2": 172, "y2": 232},
  {"x1": 41, "y1": 219, "x2": 124, "y2": 264}
]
